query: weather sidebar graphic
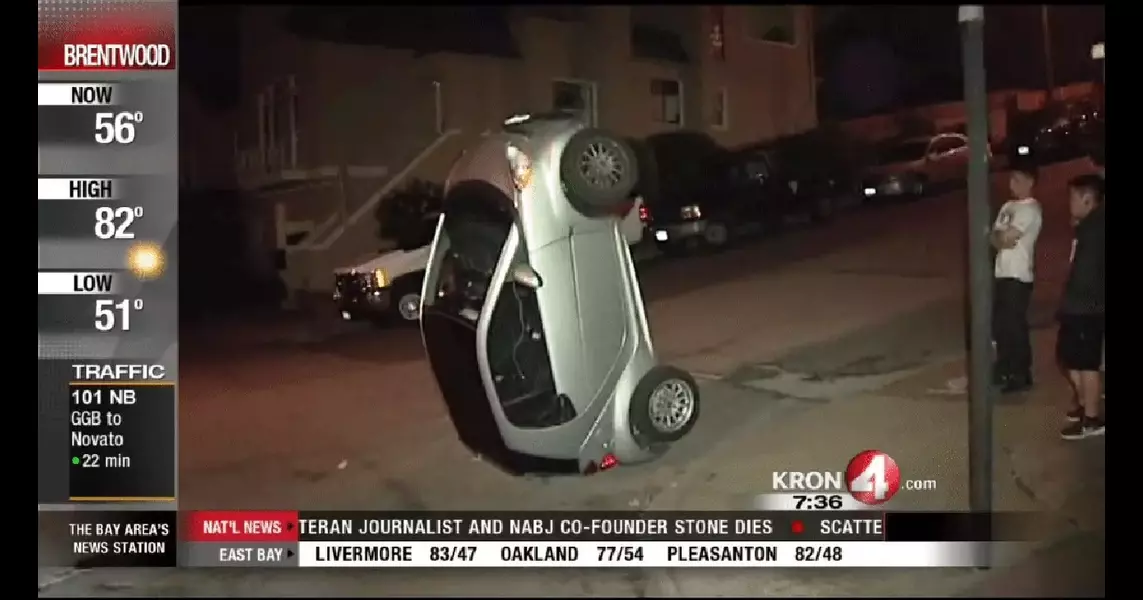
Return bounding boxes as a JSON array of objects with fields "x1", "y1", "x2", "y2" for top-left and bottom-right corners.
[{"x1": 38, "y1": 0, "x2": 180, "y2": 572}]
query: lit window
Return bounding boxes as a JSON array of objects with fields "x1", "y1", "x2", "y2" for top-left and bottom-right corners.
[
  {"x1": 712, "y1": 88, "x2": 728, "y2": 129},
  {"x1": 650, "y1": 78, "x2": 682, "y2": 126}
]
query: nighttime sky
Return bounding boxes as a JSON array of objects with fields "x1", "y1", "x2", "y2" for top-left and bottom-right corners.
[
  {"x1": 181, "y1": 5, "x2": 1105, "y2": 119},
  {"x1": 816, "y1": 5, "x2": 1105, "y2": 117}
]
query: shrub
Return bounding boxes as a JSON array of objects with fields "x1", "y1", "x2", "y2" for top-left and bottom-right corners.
[{"x1": 374, "y1": 178, "x2": 443, "y2": 249}]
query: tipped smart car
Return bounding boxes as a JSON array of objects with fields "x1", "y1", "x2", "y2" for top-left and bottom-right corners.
[{"x1": 419, "y1": 113, "x2": 700, "y2": 474}]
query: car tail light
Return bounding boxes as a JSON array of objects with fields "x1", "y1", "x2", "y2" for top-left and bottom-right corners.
[
  {"x1": 638, "y1": 205, "x2": 649, "y2": 222},
  {"x1": 505, "y1": 144, "x2": 533, "y2": 191},
  {"x1": 582, "y1": 453, "x2": 621, "y2": 475}
]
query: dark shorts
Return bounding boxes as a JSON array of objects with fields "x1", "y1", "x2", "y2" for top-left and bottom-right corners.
[{"x1": 1056, "y1": 314, "x2": 1105, "y2": 371}]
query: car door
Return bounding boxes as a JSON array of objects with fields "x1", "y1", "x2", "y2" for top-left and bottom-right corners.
[
  {"x1": 943, "y1": 134, "x2": 970, "y2": 181},
  {"x1": 718, "y1": 158, "x2": 760, "y2": 224},
  {"x1": 741, "y1": 153, "x2": 788, "y2": 224}
]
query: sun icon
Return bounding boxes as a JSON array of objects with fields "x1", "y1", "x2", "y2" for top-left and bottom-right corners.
[{"x1": 126, "y1": 241, "x2": 166, "y2": 280}]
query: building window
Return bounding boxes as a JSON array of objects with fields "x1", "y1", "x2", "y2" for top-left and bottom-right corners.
[
  {"x1": 712, "y1": 88, "x2": 728, "y2": 129},
  {"x1": 552, "y1": 80, "x2": 595, "y2": 125},
  {"x1": 553, "y1": 81, "x2": 587, "y2": 113},
  {"x1": 650, "y1": 78, "x2": 682, "y2": 126},
  {"x1": 748, "y1": 6, "x2": 798, "y2": 46},
  {"x1": 630, "y1": 25, "x2": 690, "y2": 64}
]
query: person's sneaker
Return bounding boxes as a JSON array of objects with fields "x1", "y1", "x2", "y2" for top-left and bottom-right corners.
[
  {"x1": 1060, "y1": 417, "x2": 1106, "y2": 440},
  {"x1": 1065, "y1": 406, "x2": 1084, "y2": 423},
  {"x1": 1000, "y1": 375, "x2": 1033, "y2": 395}
]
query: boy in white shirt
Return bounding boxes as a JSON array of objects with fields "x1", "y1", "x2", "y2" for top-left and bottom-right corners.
[{"x1": 990, "y1": 165, "x2": 1043, "y2": 394}]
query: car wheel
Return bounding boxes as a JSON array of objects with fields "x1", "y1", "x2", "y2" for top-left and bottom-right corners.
[
  {"x1": 629, "y1": 366, "x2": 701, "y2": 445},
  {"x1": 391, "y1": 278, "x2": 424, "y2": 324},
  {"x1": 395, "y1": 291, "x2": 421, "y2": 322},
  {"x1": 811, "y1": 196, "x2": 835, "y2": 223},
  {"x1": 702, "y1": 221, "x2": 731, "y2": 249},
  {"x1": 560, "y1": 129, "x2": 639, "y2": 217},
  {"x1": 911, "y1": 176, "x2": 928, "y2": 199}
]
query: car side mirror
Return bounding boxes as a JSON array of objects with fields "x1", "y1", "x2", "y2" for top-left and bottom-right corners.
[{"x1": 511, "y1": 263, "x2": 542, "y2": 289}]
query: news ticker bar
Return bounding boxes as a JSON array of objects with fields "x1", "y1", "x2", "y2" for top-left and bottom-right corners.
[
  {"x1": 41, "y1": 511, "x2": 1026, "y2": 568},
  {"x1": 37, "y1": 1, "x2": 179, "y2": 510}
]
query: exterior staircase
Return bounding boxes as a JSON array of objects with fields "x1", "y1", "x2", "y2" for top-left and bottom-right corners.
[{"x1": 281, "y1": 129, "x2": 475, "y2": 294}]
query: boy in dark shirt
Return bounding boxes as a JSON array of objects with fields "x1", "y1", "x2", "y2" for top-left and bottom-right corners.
[{"x1": 1058, "y1": 174, "x2": 1105, "y2": 440}]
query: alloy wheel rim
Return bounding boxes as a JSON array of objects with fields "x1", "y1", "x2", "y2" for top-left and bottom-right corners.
[
  {"x1": 648, "y1": 378, "x2": 695, "y2": 434},
  {"x1": 579, "y1": 142, "x2": 624, "y2": 188},
  {"x1": 398, "y1": 294, "x2": 421, "y2": 321}
]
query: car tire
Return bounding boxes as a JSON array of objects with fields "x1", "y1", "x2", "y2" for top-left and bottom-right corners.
[
  {"x1": 702, "y1": 221, "x2": 732, "y2": 249},
  {"x1": 811, "y1": 196, "x2": 835, "y2": 223},
  {"x1": 560, "y1": 129, "x2": 640, "y2": 217},
  {"x1": 629, "y1": 365, "x2": 701, "y2": 445},
  {"x1": 392, "y1": 278, "x2": 424, "y2": 324},
  {"x1": 911, "y1": 176, "x2": 928, "y2": 199}
]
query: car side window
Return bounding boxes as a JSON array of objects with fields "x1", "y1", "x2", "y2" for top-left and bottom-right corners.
[{"x1": 744, "y1": 159, "x2": 770, "y2": 181}]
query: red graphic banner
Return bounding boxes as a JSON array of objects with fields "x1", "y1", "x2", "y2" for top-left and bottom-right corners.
[{"x1": 38, "y1": 1, "x2": 176, "y2": 71}]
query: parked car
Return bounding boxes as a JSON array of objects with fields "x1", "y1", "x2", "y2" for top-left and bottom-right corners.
[
  {"x1": 332, "y1": 211, "x2": 438, "y2": 324},
  {"x1": 1007, "y1": 102, "x2": 1100, "y2": 166},
  {"x1": 645, "y1": 132, "x2": 856, "y2": 254},
  {"x1": 861, "y1": 132, "x2": 984, "y2": 201},
  {"x1": 768, "y1": 129, "x2": 864, "y2": 219}
]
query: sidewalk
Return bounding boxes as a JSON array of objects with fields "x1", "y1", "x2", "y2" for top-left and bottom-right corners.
[{"x1": 643, "y1": 328, "x2": 1104, "y2": 597}]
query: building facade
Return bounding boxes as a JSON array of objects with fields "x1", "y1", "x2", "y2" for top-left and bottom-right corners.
[{"x1": 229, "y1": 6, "x2": 817, "y2": 295}]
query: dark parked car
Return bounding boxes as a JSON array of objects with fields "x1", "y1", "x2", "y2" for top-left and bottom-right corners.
[
  {"x1": 1006, "y1": 102, "x2": 1101, "y2": 166},
  {"x1": 644, "y1": 131, "x2": 858, "y2": 254}
]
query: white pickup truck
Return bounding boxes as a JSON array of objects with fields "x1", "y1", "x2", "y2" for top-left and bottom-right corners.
[
  {"x1": 332, "y1": 198, "x2": 645, "y2": 325},
  {"x1": 332, "y1": 243, "x2": 430, "y2": 324}
]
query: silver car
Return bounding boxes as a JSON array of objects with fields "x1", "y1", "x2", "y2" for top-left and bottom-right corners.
[
  {"x1": 861, "y1": 133, "x2": 981, "y2": 200},
  {"x1": 419, "y1": 113, "x2": 701, "y2": 475}
]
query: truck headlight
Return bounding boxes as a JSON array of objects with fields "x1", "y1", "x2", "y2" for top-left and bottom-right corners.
[
  {"x1": 373, "y1": 268, "x2": 390, "y2": 288},
  {"x1": 680, "y1": 204, "x2": 702, "y2": 220}
]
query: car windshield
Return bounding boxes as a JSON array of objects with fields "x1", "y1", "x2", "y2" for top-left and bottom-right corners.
[{"x1": 877, "y1": 141, "x2": 929, "y2": 164}]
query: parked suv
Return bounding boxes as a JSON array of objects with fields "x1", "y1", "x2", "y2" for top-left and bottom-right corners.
[{"x1": 646, "y1": 132, "x2": 855, "y2": 254}]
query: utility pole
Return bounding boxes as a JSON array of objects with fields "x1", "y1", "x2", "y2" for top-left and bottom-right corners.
[
  {"x1": 958, "y1": 4, "x2": 994, "y2": 542},
  {"x1": 1040, "y1": 5, "x2": 1055, "y2": 96}
]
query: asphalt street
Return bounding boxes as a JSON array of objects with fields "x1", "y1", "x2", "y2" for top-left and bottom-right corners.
[{"x1": 40, "y1": 160, "x2": 1101, "y2": 596}]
